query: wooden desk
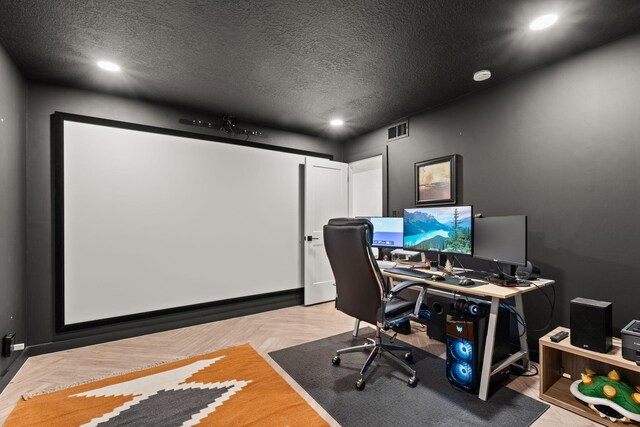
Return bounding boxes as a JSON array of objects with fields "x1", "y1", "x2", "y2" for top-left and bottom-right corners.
[{"x1": 382, "y1": 267, "x2": 555, "y2": 401}]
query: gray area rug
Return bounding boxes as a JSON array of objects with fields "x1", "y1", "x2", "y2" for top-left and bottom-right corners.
[{"x1": 269, "y1": 329, "x2": 549, "y2": 427}]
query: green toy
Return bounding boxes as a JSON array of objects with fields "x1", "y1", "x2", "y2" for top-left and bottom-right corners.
[{"x1": 570, "y1": 369, "x2": 640, "y2": 423}]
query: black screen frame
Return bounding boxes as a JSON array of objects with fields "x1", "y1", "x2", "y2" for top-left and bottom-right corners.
[
  {"x1": 51, "y1": 112, "x2": 333, "y2": 332},
  {"x1": 472, "y1": 215, "x2": 528, "y2": 267}
]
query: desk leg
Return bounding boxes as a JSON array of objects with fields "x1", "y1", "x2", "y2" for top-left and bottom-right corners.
[
  {"x1": 478, "y1": 296, "x2": 500, "y2": 401},
  {"x1": 353, "y1": 319, "x2": 360, "y2": 337},
  {"x1": 514, "y1": 294, "x2": 530, "y2": 371}
]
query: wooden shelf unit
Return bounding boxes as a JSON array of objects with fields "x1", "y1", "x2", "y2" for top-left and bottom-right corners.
[{"x1": 539, "y1": 327, "x2": 640, "y2": 426}]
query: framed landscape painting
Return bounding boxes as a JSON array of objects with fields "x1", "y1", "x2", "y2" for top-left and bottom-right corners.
[{"x1": 415, "y1": 154, "x2": 458, "y2": 206}]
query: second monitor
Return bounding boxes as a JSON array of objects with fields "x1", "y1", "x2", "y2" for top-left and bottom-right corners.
[
  {"x1": 473, "y1": 215, "x2": 527, "y2": 266},
  {"x1": 403, "y1": 206, "x2": 473, "y2": 255},
  {"x1": 366, "y1": 217, "x2": 404, "y2": 248}
]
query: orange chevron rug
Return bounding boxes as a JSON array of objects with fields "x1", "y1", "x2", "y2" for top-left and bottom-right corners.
[{"x1": 6, "y1": 343, "x2": 327, "y2": 426}]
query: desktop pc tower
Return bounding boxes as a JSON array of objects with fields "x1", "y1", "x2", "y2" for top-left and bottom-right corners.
[{"x1": 445, "y1": 304, "x2": 510, "y2": 393}]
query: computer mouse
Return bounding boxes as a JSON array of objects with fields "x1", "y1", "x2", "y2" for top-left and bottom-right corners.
[
  {"x1": 430, "y1": 275, "x2": 445, "y2": 281},
  {"x1": 458, "y1": 278, "x2": 475, "y2": 286}
]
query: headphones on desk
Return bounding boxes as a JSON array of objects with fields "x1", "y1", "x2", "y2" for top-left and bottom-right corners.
[{"x1": 454, "y1": 299, "x2": 481, "y2": 317}]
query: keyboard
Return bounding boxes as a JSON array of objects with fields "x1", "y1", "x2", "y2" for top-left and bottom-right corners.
[{"x1": 384, "y1": 268, "x2": 433, "y2": 279}]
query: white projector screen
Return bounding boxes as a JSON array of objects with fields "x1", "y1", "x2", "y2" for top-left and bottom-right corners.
[{"x1": 56, "y1": 115, "x2": 318, "y2": 328}]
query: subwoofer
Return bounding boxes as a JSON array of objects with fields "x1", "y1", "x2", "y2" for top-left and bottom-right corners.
[
  {"x1": 570, "y1": 297, "x2": 612, "y2": 353},
  {"x1": 425, "y1": 292, "x2": 455, "y2": 342}
]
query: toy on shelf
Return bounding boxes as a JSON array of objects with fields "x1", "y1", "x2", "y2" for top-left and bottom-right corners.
[{"x1": 570, "y1": 368, "x2": 640, "y2": 423}]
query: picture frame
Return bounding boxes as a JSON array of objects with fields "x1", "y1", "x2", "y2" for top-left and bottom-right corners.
[{"x1": 415, "y1": 154, "x2": 458, "y2": 206}]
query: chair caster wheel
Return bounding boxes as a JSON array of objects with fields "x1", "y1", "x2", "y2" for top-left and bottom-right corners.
[
  {"x1": 356, "y1": 379, "x2": 365, "y2": 390},
  {"x1": 408, "y1": 377, "x2": 418, "y2": 387},
  {"x1": 404, "y1": 352, "x2": 413, "y2": 363},
  {"x1": 332, "y1": 356, "x2": 340, "y2": 366}
]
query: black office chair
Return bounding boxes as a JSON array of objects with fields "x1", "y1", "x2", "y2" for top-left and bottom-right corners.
[{"x1": 324, "y1": 217, "x2": 429, "y2": 390}]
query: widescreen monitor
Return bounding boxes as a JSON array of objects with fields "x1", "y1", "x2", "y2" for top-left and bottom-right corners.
[
  {"x1": 473, "y1": 215, "x2": 527, "y2": 266},
  {"x1": 364, "y1": 217, "x2": 404, "y2": 248},
  {"x1": 403, "y1": 206, "x2": 473, "y2": 255}
]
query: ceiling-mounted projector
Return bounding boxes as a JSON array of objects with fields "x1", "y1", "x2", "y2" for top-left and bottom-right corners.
[{"x1": 179, "y1": 115, "x2": 264, "y2": 138}]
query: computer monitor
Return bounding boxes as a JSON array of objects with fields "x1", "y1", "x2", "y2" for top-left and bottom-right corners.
[
  {"x1": 473, "y1": 215, "x2": 527, "y2": 266},
  {"x1": 363, "y1": 217, "x2": 404, "y2": 248},
  {"x1": 403, "y1": 206, "x2": 473, "y2": 255}
]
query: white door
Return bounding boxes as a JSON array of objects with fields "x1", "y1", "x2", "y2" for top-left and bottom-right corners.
[
  {"x1": 304, "y1": 157, "x2": 349, "y2": 305},
  {"x1": 349, "y1": 155, "x2": 383, "y2": 217}
]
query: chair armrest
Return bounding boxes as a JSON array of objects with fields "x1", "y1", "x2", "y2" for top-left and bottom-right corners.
[
  {"x1": 390, "y1": 280, "x2": 429, "y2": 295},
  {"x1": 388, "y1": 280, "x2": 432, "y2": 324}
]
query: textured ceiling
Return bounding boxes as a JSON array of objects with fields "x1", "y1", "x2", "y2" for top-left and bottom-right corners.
[{"x1": 1, "y1": 0, "x2": 640, "y2": 138}]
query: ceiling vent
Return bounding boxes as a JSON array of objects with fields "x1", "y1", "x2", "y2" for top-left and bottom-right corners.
[{"x1": 387, "y1": 120, "x2": 409, "y2": 141}]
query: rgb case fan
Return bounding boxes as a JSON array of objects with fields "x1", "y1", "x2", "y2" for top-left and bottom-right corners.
[
  {"x1": 449, "y1": 360, "x2": 473, "y2": 385},
  {"x1": 449, "y1": 339, "x2": 473, "y2": 361}
]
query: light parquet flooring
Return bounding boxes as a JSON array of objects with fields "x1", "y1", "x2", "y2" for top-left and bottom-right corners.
[{"x1": 0, "y1": 302, "x2": 597, "y2": 426}]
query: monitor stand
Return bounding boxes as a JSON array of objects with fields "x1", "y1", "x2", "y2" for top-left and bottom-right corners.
[
  {"x1": 490, "y1": 263, "x2": 519, "y2": 286},
  {"x1": 438, "y1": 253, "x2": 448, "y2": 267}
]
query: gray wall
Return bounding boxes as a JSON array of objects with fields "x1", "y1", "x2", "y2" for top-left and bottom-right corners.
[
  {"x1": 0, "y1": 44, "x2": 26, "y2": 378},
  {"x1": 26, "y1": 83, "x2": 343, "y2": 348},
  {"x1": 346, "y1": 33, "x2": 640, "y2": 343}
]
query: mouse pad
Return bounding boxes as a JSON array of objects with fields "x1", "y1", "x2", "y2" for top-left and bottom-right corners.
[{"x1": 438, "y1": 277, "x2": 486, "y2": 288}]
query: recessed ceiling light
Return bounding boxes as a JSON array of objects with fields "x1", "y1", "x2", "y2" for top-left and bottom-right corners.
[
  {"x1": 529, "y1": 14, "x2": 558, "y2": 31},
  {"x1": 329, "y1": 118, "x2": 344, "y2": 127},
  {"x1": 473, "y1": 69, "x2": 491, "y2": 82},
  {"x1": 97, "y1": 60, "x2": 121, "y2": 72}
]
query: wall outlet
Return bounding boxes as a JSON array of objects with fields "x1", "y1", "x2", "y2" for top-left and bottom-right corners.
[{"x1": 2, "y1": 333, "x2": 16, "y2": 357}]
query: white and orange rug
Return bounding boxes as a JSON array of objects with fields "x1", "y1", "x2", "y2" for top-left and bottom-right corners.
[{"x1": 6, "y1": 343, "x2": 327, "y2": 426}]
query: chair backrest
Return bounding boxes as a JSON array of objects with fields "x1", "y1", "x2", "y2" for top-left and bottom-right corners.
[{"x1": 323, "y1": 218, "x2": 388, "y2": 325}]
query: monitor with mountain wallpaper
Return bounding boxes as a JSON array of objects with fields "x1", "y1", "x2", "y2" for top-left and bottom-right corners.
[{"x1": 403, "y1": 206, "x2": 473, "y2": 255}]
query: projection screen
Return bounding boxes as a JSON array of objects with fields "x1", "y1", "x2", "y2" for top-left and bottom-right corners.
[{"x1": 53, "y1": 114, "x2": 325, "y2": 329}]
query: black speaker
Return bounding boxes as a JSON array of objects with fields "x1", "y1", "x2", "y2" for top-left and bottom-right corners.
[
  {"x1": 425, "y1": 292, "x2": 455, "y2": 342},
  {"x1": 446, "y1": 307, "x2": 510, "y2": 393},
  {"x1": 570, "y1": 297, "x2": 612, "y2": 353}
]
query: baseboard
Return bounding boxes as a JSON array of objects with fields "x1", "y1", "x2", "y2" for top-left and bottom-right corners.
[
  {"x1": 29, "y1": 288, "x2": 304, "y2": 357},
  {"x1": 0, "y1": 348, "x2": 31, "y2": 394}
]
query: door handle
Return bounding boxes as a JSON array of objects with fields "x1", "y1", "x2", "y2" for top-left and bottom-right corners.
[{"x1": 306, "y1": 236, "x2": 319, "y2": 241}]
